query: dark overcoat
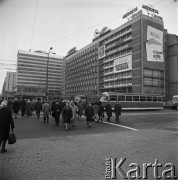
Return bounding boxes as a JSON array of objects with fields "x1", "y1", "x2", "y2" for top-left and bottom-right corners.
[
  {"x1": 20, "y1": 100, "x2": 26, "y2": 111},
  {"x1": 26, "y1": 102, "x2": 31, "y2": 112},
  {"x1": 114, "y1": 103, "x2": 122, "y2": 116},
  {"x1": 62, "y1": 106, "x2": 73, "y2": 123},
  {"x1": 0, "y1": 107, "x2": 15, "y2": 140},
  {"x1": 105, "y1": 103, "x2": 112, "y2": 117},
  {"x1": 77, "y1": 102, "x2": 83, "y2": 116},
  {"x1": 53, "y1": 102, "x2": 63, "y2": 118},
  {"x1": 35, "y1": 102, "x2": 42, "y2": 113},
  {"x1": 12, "y1": 101, "x2": 20, "y2": 114},
  {"x1": 85, "y1": 106, "x2": 94, "y2": 122},
  {"x1": 98, "y1": 104, "x2": 104, "y2": 116}
]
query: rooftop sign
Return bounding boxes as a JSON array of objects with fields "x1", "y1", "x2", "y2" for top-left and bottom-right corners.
[
  {"x1": 142, "y1": 5, "x2": 159, "y2": 14},
  {"x1": 94, "y1": 26, "x2": 109, "y2": 38},
  {"x1": 93, "y1": 26, "x2": 112, "y2": 41},
  {"x1": 123, "y1": 5, "x2": 162, "y2": 22},
  {"x1": 123, "y1": 7, "x2": 138, "y2": 20},
  {"x1": 142, "y1": 4, "x2": 163, "y2": 21}
]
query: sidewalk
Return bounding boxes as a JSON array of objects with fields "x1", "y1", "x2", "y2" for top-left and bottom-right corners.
[{"x1": 0, "y1": 128, "x2": 177, "y2": 180}]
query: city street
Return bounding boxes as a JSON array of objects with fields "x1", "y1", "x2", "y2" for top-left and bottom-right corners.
[{"x1": 0, "y1": 110, "x2": 178, "y2": 180}]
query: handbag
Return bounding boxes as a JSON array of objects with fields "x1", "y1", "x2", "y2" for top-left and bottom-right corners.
[{"x1": 8, "y1": 131, "x2": 16, "y2": 144}]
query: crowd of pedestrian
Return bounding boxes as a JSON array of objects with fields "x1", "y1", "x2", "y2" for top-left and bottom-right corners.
[{"x1": 0, "y1": 96, "x2": 122, "y2": 152}]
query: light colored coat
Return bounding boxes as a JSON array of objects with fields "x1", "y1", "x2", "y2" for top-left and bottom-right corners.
[{"x1": 42, "y1": 103, "x2": 50, "y2": 117}]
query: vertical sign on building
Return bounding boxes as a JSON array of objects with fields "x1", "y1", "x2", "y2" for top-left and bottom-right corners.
[
  {"x1": 98, "y1": 45, "x2": 105, "y2": 59},
  {"x1": 146, "y1": 25, "x2": 164, "y2": 62}
]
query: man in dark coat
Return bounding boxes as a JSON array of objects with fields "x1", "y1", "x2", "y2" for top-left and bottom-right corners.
[
  {"x1": 12, "y1": 98, "x2": 20, "y2": 119},
  {"x1": 0, "y1": 100, "x2": 15, "y2": 153},
  {"x1": 105, "y1": 101, "x2": 112, "y2": 122},
  {"x1": 20, "y1": 98, "x2": 26, "y2": 117},
  {"x1": 26, "y1": 99, "x2": 32, "y2": 117},
  {"x1": 52, "y1": 100, "x2": 63, "y2": 126},
  {"x1": 62, "y1": 102, "x2": 73, "y2": 130},
  {"x1": 98, "y1": 101, "x2": 104, "y2": 122},
  {"x1": 7, "y1": 97, "x2": 13, "y2": 110},
  {"x1": 35, "y1": 98, "x2": 42, "y2": 119},
  {"x1": 85, "y1": 103, "x2": 94, "y2": 127},
  {"x1": 114, "y1": 101, "x2": 122, "y2": 123}
]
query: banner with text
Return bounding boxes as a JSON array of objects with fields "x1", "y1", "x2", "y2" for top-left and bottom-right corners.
[
  {"x1": 146, "y1": 25, "x2": 164, "y2": 62},
  {"x1": 114, "y1": 55, "x2": 132, "y2": 73}
]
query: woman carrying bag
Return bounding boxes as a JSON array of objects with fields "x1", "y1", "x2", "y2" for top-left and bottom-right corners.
[{"x1": 0, "y1": 100, "x2": 15, "y2": 153}]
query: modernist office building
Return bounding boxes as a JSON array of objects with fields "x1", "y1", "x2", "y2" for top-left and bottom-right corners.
[
  {"x1": 65, "y1": 13, "x2": 167, "y2": 100},
  {"x1": 16, "y1": 50, "x2": 63, "y2": 99}
]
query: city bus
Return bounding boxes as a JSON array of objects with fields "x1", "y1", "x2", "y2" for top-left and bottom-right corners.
[{"x1": 100, "y1": 92, "x2": 163, "y2": 110}]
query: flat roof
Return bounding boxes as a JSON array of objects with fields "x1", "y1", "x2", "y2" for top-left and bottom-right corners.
[{"x1": 18, "y1": 50, "x2": 63, "y2": 59}]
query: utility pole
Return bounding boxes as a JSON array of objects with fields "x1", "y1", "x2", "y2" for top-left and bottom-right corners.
[{"x1": 45, "y1": 47, "x2": 53, "y2": 100}]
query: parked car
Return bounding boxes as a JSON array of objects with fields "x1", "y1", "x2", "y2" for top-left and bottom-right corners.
[{"x1": 163, "y1": 95, "x2": 178, "y2": 110}]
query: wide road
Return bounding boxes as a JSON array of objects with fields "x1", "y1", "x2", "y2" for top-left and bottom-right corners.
[
  {"x1": 0, "y1": 110, "x2": 177, "y2": 180},
  {"x1": 14, "y1": 109, "x2": 178, "y2": 139}
]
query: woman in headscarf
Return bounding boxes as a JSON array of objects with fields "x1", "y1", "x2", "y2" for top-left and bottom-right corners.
[{"x1": 0, "y1": 100, "x2": 15, "y2": 153}]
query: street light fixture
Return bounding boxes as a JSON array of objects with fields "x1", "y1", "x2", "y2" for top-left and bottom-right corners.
[{"x1": 45, "y1": 47, "x2": 53, "y2": 100}]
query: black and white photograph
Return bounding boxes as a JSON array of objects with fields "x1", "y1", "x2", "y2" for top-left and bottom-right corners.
[{"x1": 0, "y1": 0, "x2": 178, "y2": 179}]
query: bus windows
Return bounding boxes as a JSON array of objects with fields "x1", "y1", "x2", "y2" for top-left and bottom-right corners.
[
  {"x1": 118, "y1": 96, "x2": 125, "y2": 101},
  {"x1": 140, "y1": 96, "x2": 146, "y2": 101},
  {"x1": 133, "y1": 96, "x2": 139, "y2": 101},
  {"x1": 110, "y1": 95, "x2": 117, "y2": 102},
  {"x1": 158, "y1": 97, "x2": 162, "y2": 102},
  {"x1": 147, "y1": 96, "x2": 152, "y2": 102},
  {"x1": 153, "y1": 97, "x2": 157, "y2": 102},
  {"x1": 126, "y1": 96, "x2": 132, "y2": 101}
]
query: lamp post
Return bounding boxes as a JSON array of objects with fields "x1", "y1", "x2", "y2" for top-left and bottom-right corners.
[{"x1": 45, "y1": 47, "x2": 53, "y2": 100}]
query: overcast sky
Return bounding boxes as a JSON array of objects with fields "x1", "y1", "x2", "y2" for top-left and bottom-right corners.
[{"x1": 0, "y1": 0, "x2": 177, "y2": 93}]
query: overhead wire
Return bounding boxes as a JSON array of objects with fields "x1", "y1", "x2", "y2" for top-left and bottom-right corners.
[
  {"x1": 32, "y1": 14, "x2": 124, "y2": 49},
  {"x1": 159, "y1": 0, "x2": 176, "y2": 12},
  {"x1": 153, "y1": 0, "x2": 167, "y2": 5},
  {"x1": 0, "y1": 0, "x2": 176, "y2": 65},
  {"x1": 32, "y1": 0, "x2": 176, "y2": 50},
  {"x1": 29, "y1": 0, "x2": 38, "y2": 49}
]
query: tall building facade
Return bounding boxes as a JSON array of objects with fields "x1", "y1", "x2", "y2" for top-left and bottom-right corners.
[
  {"x1": 167, "y1": 34, "x2": 178, "y2": 99},
  {"x1": 65, "y1": 13, "x2": 167, "y2": 101},
  {"x1": 16, "y1": 50, "x2": 63, "y2": 99},
  {"x1": 99, "y1": 14, "x2": 166, "y2": 98},
  {"x1": 2, "y1": 71, "x2": 17, "y2": 98},
  {"x1": 65, "y1": 45, "x2": 99, "y2": 97}
]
